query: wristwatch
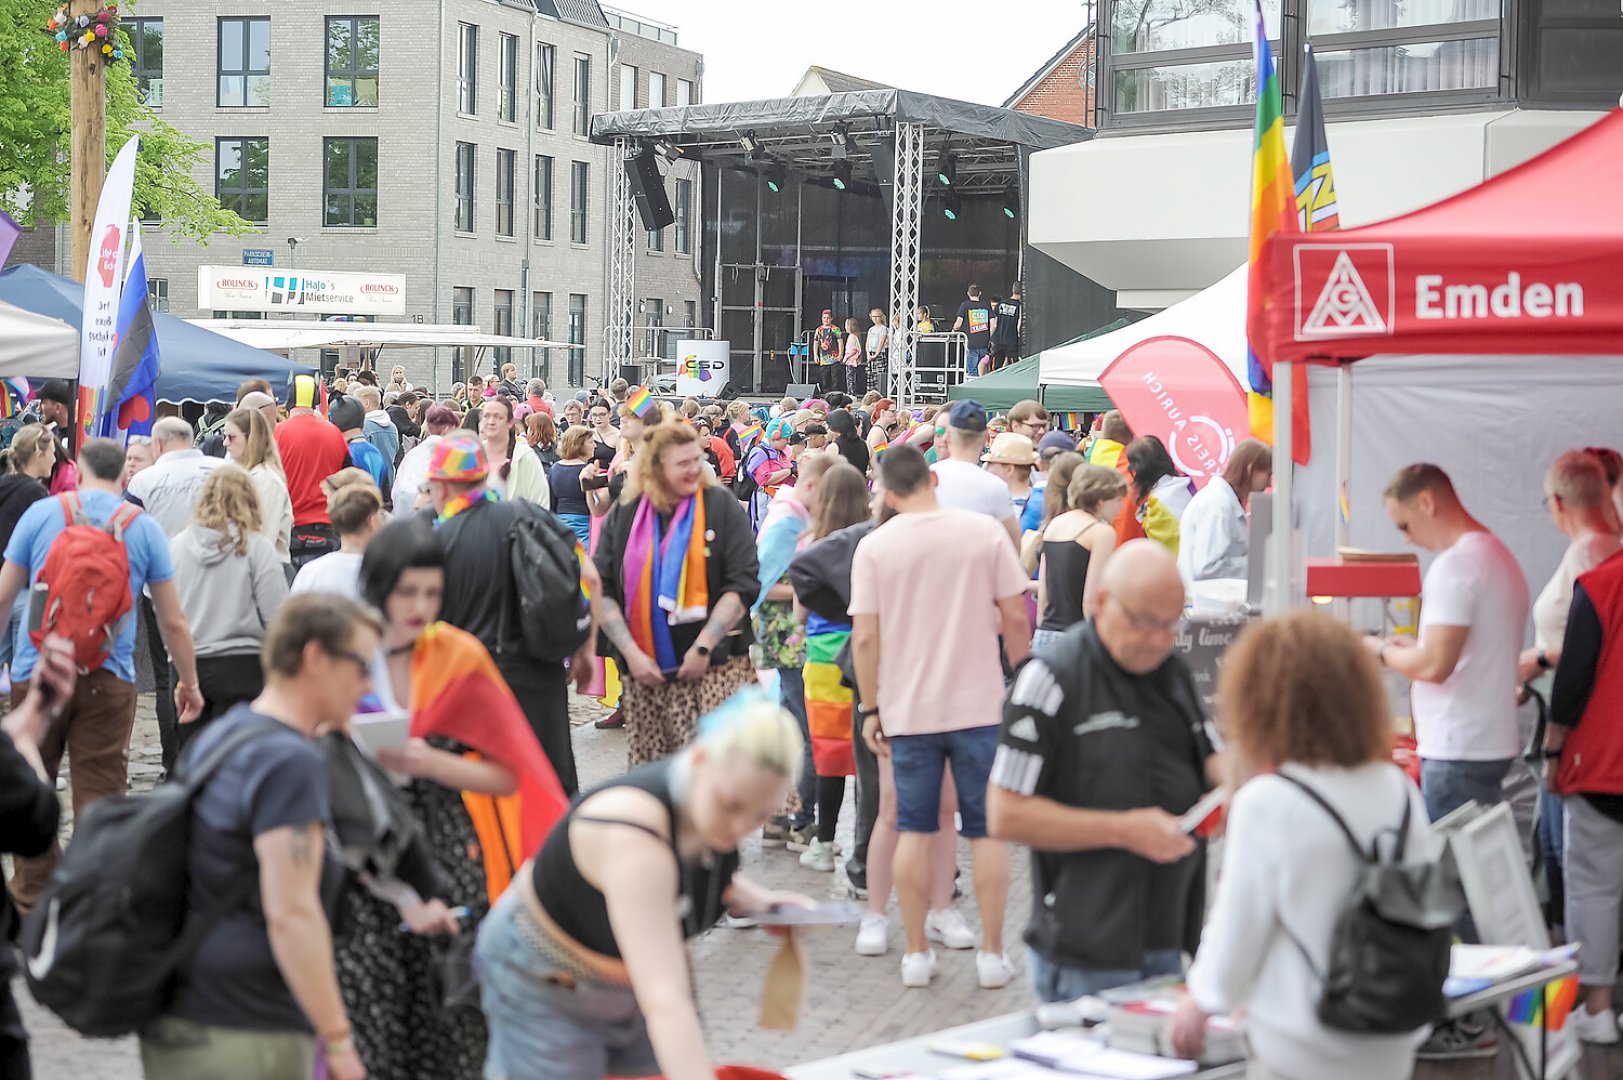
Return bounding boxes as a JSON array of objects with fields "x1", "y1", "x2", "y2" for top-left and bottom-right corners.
[
  {"x1": 1536, "y1": 650, "x2": 1552, "y2": 671},
  {"x1": 1542, "y1": 747, "x2": 1563, "y2": 760},
  {"x1": 856, "y1": 703, "x2": 881, "y2": 719},
  {"x1": 694, "y1": 643, "x2": 712, "y2": 657}
]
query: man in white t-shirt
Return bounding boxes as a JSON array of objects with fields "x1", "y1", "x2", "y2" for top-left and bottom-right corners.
[
  {"x1": 1366, "y1": 463, "x2": 1530, "y2": 823},
  {"x1": 930, "y1": 400, "x2": 1018, "y2": 545}
]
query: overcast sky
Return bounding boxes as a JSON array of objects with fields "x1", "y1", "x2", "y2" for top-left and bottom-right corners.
[{"x1": 628, "y1": 0, "x2": 1094, "y2": 107}]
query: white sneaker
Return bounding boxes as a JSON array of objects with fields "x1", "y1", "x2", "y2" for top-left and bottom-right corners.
[
  {"x1": 976, "y1": 950, "x2": 1014, "y2": 989},
  {"x1": 799, "y1": 839, "x2": 837, "y2": 872},
  {"x1": 855, "y1": 912, "x2": 889, "y2": 956},
  {"x1": 901, "y1": 949, "x2": 938, "y2": 988},
  {"x1": 926, "y1": 908, "x2": 980, "y2": 950},
  {"x1": 1572, "y1": 1007, "x2": 1620, "y2": 1045}
]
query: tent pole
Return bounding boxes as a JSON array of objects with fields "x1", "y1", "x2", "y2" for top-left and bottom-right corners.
[
  {"x1": 1335, "y1": 362, "x2": 1352, "y2": 549},
  {"x1": 1271, "y1": 360, "x2": 1295, "y2": 613}
]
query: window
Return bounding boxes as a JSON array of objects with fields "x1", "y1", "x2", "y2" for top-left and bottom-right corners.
[
  {"x1": 454, "y1": 142, "x2": 476, "y2": 232},
  {"x1": 673, "y1": 178, "x2": 691, "y2": 254},
  {"x1": 572, "y1": 54, "x2": 591, "y2": 134},
  {"x1": 495, "y1": 148, "x2": 516, "y2": 236},
  {"x1": 535, "y1": 42, "x2": 556, "y2": 128},
  {"x1": 218, "y1": 17, "x2": 270, "y2": 107},
  {"x1": 1311, "y1": 0, "x2": 1499, "y2": 102},
  {"x1": 452, "y1": 286, "x2": 474, "y2": 383},
  {"x1": 533, "y1": 154, "x2": 553, "y2": 239},
  {"x1": 619, "y1": 64, "x2": 637, "y2": 109},
  {"x1": 643, "y1": 297, "x2": 663, "y2": 355},
  {"x1": 648, "y1": 218, "x2": 663, "y2": 251},
  {"x1": 147, "y1": 278, "x2": 169, "y2": 314},
  {"x1": 684, "y1": 300, "x2": 697, "y2": 328},
  {"x1": 324, "y1": 137, "x2": 378, "y2": 227},
  {"x1": 498, "y1": 33, "x2": 518, "y2": 121},
  {"x1": 570, "y1": 160, "x2": 588, "y2": 244},
  {"x1": 129, "y1": 18, "x2": 163, "y2": 107},
  {"x1": 216, "y1": 137, "x2": 269, "y2": 223},
  {"x1": 457, "y1": 23, "x2": 478, "y2": 115},
  {"x1": 533, "y1": 291, "x2": 553, "y2": 381},
  {"x1": 675, "y1": 78, "x2": 694, "y2": 106},
  {"x1": 494, "y1": 290, "x2": 514, "y2": 366},
  {"x1": 325, "y1": 16, "x2": 379, "y2": 107},
  {"x1": 649, "y1": 71, "x2": 666, "y2": 108},
  {"x1": 568, "y1": 294, "x2": 587, "y2": 385}
]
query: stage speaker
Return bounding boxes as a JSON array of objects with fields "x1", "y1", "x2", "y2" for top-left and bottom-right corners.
[
  {"x1": 619, "y1": 364, "x2": 643, "y2": 384},
  {"x1": 625, "y1": 150, "x2": 675, "y2": 231},
  {"x1": 870, "y1": 136, "x2": 896, "y2": 190},
  {"x1": 786, "y1": 382, "x2": 818, "y2": 400},
  {"x1": 716, "y1": 381, "x2": 742, "y2": 401}
]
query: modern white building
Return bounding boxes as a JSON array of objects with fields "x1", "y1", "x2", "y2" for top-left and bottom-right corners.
[
  {"x1": 26, "y1": 0, "x2": 702, "y2": 395},
  {"x1": 1029, "y1": 0, "x2": 1620, "y2": 309}
]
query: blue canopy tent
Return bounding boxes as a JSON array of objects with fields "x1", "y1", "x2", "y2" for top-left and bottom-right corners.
[{"x1": 0, "y1": 264, "x2": 314, "y2": 404}]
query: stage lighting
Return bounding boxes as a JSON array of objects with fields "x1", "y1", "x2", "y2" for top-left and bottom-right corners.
[
  {"x1": 937, "y1": 151, "x2": 956, "y2": 187},
  {"x1": 1001, "y1": 189, "x2": 1020, "y2": 219},
  {"x1": 652, "y1": 138, "x2": 684, "y2": 160},
  {"x1": 830, "y1": 124, "x2": 850, "y2": 161},
  {"x1": 739, "y1": 131, "x2": 762, "y2": 159},
  {"x1": 943, "y1": 194, "x2": 962, "y2": 221},
  {"x1": 832, "y1": 161, "x2": 852, "y2": 191},
  {"x1": 766, "y1": 164, "x2": 787, "y2": 194}
]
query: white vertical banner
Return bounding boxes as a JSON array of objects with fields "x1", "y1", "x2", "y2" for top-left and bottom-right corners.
[{"x1": 77, "y1": 135, "x2": 140, "y2": 445}]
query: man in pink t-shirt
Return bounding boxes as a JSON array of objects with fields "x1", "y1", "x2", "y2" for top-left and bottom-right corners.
[{"x1": 851, "y1": 444, "x2": 1032, "y2": 992}]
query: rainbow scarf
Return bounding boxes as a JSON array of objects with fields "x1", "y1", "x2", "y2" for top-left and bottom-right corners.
[
  {"x1": 409, "y1": 623, "x2": 569, "y2": 905},
  {"x1": 624, "y1": 493, "x2": 709, "y2": 670},
  {"x1": 435, "y1": 487, "x2": 500, "y2": 525}
]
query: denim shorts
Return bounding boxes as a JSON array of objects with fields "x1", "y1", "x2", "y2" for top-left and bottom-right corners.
[
  {"x1": 1027, "y1": 946, "x2": 1184, "y2": 1004},
  {"x1": 888, "y1": 726, "x2": 999, "y2": 838},
  {"x1": 475, "y1": 888, "x2": 658, "y2": 1080}
]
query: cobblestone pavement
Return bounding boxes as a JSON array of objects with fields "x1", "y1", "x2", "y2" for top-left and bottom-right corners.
[{"x1": 18, "y1": 693, "x2": 1617, "y2": 1078}]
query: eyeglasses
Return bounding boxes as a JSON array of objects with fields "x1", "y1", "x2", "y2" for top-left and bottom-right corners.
[
  {"x1": 326, "y1": 647, "x2": 373, "y2": 677},
  {"x1": 1394, "y1": 520, "x2": 1411, "y2": 533},
  {"x1": 1111, "y1": 595, "x2": 1185, "y2": 635}
]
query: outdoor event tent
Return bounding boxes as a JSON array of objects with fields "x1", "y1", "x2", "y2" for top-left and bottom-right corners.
[
  {"x1": 0, "y1": 265, "x2": 313, "y2": 403},
  {"x1": 1251, "y1": 109, "x2": 1623, "y2": 610},
  {"x1": 0, "y1": 301, "x2": 78, "y2": 379},
  {"x1": 947, "y1": 319, "x2": 1130, "y2": 411},
  {"x1": 1038, "y1": 266, "x2": 1247, "y2": 393}
]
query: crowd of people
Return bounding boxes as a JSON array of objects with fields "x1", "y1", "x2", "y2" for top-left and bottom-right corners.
[{"x1": 0, "y1": 360, "x2": 1619, "y2": 1080}]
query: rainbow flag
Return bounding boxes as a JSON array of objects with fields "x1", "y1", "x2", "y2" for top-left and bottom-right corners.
[
  {"x1": 626, "y1": 384, "x2": 656, "y2": 419},
  {"x1": 0, "y1": 378, "x2": 27, "y2": 419},
  {"x1": 870, "y1": 439, "x2": 889, "y2": 459},
  {"x1": 1506, "y1": 975, "x2": 1580, "y2": 1031},
  {"x1": 804, "y1": 626, "x2": 855, "y2": 777},
  {"x1": 1246, "y1": 0, "x2": 1309, "y2": 462}
]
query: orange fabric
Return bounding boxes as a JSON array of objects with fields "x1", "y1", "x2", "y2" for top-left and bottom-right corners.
[
  {"x1": 410, "y1": 623, "x2": 569, "y2": 901},
  {"x1": 1111, "y1": 456, "x2": 1145, "y2": 547}
]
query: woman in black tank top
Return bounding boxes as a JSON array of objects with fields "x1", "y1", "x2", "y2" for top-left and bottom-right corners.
[
  {"x1": 476, "y1": 692, "x2": 812, "y2": 1080},
  {"x1": 1034, "y1": 465, "x2": 1128, "y2": 651}
]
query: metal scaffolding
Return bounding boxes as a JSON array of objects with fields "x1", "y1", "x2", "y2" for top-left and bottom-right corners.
[
  {"x1": 605, "y1": 136, "x2": 637, "y2": 384},
  {"x1": 886, "y1": 121, "x2": 925, "y2": 405}
]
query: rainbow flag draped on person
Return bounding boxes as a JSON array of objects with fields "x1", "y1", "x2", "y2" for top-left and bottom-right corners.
[{"x1": 1246, "y1": 1, "x2": 1310, "y2": 463}]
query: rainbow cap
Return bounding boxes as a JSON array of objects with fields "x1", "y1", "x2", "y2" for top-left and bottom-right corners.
[{"x1": 426, "y1": 431, "x2": 489, "y2": 482}]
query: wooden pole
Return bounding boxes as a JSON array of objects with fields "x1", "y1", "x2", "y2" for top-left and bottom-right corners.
[{"x1": 68, "y1": 0, "x2": 107, "y2": 283}]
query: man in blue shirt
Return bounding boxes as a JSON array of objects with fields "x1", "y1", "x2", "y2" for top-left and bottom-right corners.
[
  {"x1": 329, "y1": 396, "x2": 392, "y2": 507},
  {"x1": 0, "y1": 438, "x2": 203, "y2": 912}
]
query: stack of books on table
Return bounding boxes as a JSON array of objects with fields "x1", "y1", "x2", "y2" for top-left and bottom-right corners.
[{"x1": 1104, "y1": 991, "x2": 1245, "y2": 1067}]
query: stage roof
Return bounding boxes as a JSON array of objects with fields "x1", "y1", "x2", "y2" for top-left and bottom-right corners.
[{"x1": 591, "y1": 89, "x2": 1092, "y2": 193}]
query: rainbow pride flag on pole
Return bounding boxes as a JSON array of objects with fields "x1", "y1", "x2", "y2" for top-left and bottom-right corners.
[{"x1": 1246, "y1": 0, "x2": 1310, "y2": 463}]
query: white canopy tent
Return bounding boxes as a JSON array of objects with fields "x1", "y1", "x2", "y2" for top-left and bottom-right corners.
[
  {"x1": 187, "y1": 320, "x2": 580, "y2": 353},
  {"x1": 0, "y1": 301, "x2": 79, "y2": 379},
  {"x1": 1038, "y1": 265, "x2": 1247, "y2": 393}
]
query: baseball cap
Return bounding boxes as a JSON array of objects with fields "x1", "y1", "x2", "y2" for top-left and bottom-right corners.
[
  {"x1": 35, "y1": 379, "x2": 72, "y2": 407},
  {"x1": 1038, "y1": 431, "x2": 1077, "y2": 455},
  {"x1": 946, "y1": 400, "x2": 988, "y2": 434},
  {"x1": 426, "y1": 431, "x2": 489, "y2": 482}
]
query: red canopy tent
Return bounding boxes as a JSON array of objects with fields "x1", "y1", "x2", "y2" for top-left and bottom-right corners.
[
  {"x1": 1248, "y1": 109, "x2": 1623, "y2": 610},
  {"x1": 1258, "y1": 109, "x2": 1623, "y2": 363}
]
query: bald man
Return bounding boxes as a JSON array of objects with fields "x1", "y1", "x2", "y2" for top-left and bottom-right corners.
[{"x1": 988, "y1": 540, "x2": 1218, "y2": 1003}]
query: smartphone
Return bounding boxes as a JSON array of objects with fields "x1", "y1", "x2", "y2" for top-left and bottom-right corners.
[
  {"x1": 1180, "y1": 788, "x2": 1228, "y2": 835},
  {"x1": 27, "y1": 581, "x2": 48, "y2": 638},
  {"x1": 580, "y1": 474, "x2": 611, "y2": 491}
]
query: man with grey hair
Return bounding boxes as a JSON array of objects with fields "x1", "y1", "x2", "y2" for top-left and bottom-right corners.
[
  {"x1": 522, "y1": 378, "x2": 554, "y2": 420},
  {"x1": 124, "y1": 416, "x2": 222, "y2": 772}
]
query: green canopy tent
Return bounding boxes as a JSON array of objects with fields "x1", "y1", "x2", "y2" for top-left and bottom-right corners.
[{"x1": 948, "y1": 318, "x2": 1130, "y2": 412}]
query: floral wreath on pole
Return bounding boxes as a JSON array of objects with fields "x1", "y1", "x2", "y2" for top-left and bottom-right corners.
[{"x1": 46, "y1": 4, "x2": 125, "y2": 61}]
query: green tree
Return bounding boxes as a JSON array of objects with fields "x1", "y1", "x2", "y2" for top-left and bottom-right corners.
[{"x1": 0, "y1": 1, "x2": 249, "y2": 241}]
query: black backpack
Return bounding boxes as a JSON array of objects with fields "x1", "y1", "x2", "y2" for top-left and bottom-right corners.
[
  {"x1": 734, "y1": 446, "x2": 764, "y2": 503},
  {"x1": 1279, "y1": 771, "x2": 1465, "y2": 1034},
  {"x1": 500, "y1": 500, "x2": 592, "y2": 663},
  {"x1": 20, "y1": 719, "x2": 283, "y2": 1037}
]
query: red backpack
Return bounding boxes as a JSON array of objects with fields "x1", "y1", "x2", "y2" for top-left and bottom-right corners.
[{"x1": 30, "y1": 494, "x2": 142, "y2": 672}]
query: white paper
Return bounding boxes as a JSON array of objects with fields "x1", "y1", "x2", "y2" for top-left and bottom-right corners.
[{"x1": 350, "y1": 710, "x2": 411, "y2": 756}]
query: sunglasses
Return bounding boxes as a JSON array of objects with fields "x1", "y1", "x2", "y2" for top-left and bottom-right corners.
[{"x1": 327, "y1": 647, "x2": 373, "y2": 676}]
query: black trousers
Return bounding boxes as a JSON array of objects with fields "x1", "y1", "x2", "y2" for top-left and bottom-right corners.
[
  {"x1": 0, "y1": 982, "x2": 29, "y2": 1080},
  {"x1": 289, "y1": 522, "x2": 339, "y2": 572},
  {"x1": 140, "y1": 596, "x2": 177, "y2": 775},
  {"x1": 496, "y1": 656, "x2": 578, "y2": 797},
  {"x1": 175, "y1": 653, "x2": 266, "y2": 759},
  {"x1": 846, "y1": 702, "x2": 879, "y2": 890}
]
